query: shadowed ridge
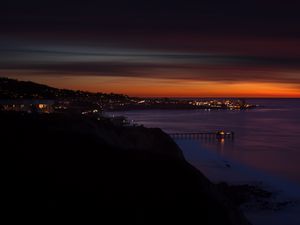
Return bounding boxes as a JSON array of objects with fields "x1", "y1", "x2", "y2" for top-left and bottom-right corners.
[{"x1": 1, "y1": 112, "x2": 250, "y2": 225}]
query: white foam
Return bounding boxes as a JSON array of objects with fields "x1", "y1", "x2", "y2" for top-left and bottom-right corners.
[{"x1": 176, "y1": 139, "x2": 300, "y2": 225}]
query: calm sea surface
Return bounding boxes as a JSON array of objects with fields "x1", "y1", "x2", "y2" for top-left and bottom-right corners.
[{"x1": 107, "y1": 99, "x2": 300, "y2": 185}]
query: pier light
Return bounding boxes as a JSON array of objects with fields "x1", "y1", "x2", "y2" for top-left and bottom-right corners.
[{"x1": 38, "y1": 104, "x2": 46, "y2": 109}]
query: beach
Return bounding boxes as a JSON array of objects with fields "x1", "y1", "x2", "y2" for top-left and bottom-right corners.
[{"x1": 176, "y1": 139, "x2": 300, "y2": 225}]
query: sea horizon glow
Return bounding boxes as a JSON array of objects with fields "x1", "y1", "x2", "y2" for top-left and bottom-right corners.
[
  {"x1": 1, "y1": 1, "x2": 300, "y2": 97},
  {"x1": 4, "y1": 74, "x2": 300, "y2": 98}
]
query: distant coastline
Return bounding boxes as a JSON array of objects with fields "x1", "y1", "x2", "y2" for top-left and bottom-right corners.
[{"x1": 0, "y1": 77, "x2": 259, "y2": 114}]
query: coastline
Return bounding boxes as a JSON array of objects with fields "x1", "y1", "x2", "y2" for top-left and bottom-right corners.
[
  {"x1": 2, "y1": 112, "x2": 250, "y2": 225},
  {"x1": 175, "y1": 139, "x2": 300, "y2": 225}
]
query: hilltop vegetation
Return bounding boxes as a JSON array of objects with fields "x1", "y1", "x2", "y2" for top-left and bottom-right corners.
[{"x1": 0, "y1": 77, "x2": 129, "y2": 100}]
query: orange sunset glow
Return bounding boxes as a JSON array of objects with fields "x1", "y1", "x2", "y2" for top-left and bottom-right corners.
[
  {"x1": 3, "y1": 1, "x2": 300, "y2": 225},
  {"x1": 7, "y1": 75, "x2": 300, "y2": 98},
  {"x1": 1, "y1": 1, "x2": 300, "y2": 98}
]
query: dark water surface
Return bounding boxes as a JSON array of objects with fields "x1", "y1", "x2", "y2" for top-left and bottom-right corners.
[{"x1": 107, "y1": 99, "x2": 300, "y2": 185}]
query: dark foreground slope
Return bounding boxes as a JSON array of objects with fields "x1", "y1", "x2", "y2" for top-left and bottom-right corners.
[{"x1": 1, "y1": 112, "x2": 250, "y2": 225}]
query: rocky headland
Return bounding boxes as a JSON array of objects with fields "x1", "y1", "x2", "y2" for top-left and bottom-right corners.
[{"x1": 2, "y1": 112, "x2": 250, "y2": 225}]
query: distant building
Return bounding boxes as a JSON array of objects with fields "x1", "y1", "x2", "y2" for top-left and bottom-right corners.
[{"x1": 0, "y1": 99, "x2": 55, "y2": 113}]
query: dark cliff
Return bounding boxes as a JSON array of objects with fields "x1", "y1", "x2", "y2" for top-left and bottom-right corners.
[{"x1": 1, "y1": 112, "x2": 250, "y2": 225}]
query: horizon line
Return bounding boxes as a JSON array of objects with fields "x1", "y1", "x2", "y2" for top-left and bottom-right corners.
[{"x1": 2, "y1": 76, "x2": 300, "y2": 99}]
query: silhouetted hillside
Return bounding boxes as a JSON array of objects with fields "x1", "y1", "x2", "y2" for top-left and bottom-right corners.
[
  {"x1": 2, "y1": 112, "x2": 250, "y2": 225},
  {"x1": 0, "y1": 77, "x2": 128, "y2": 100}
]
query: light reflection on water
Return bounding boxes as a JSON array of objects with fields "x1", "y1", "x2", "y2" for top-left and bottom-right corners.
[{"x1": 107, "y1": 99, "x2": 300, "y2": 185}]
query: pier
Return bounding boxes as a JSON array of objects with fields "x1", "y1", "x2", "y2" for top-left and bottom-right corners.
[{"x1": 168, "y1": 131, "x2": 234, "y2": 140}]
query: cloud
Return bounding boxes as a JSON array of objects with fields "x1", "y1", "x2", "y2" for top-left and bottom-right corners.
[
  {"x1": 1, "y1": 32, "x2": 300, "y2": 87},
  {"x1": 1, "y1": 57, "x2": 300, "y2": 85}
]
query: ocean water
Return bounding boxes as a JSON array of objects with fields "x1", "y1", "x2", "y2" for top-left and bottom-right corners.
[{"x1": 107, "y1": 99, "x2": 300, "y2": 185}]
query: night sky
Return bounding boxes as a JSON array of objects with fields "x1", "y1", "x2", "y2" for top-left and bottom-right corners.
[{"x1": 1, "y1": 0, "x2": 300, "y2": 97}]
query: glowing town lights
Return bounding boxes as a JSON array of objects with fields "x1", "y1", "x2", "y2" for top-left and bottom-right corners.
[{"x1": 38, "y1": 104, "x2": 45, "y2": 109}]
